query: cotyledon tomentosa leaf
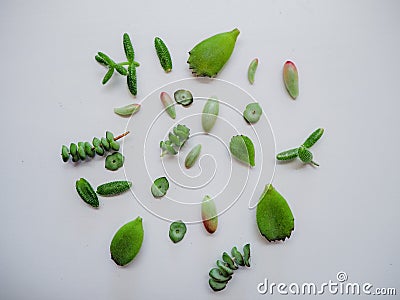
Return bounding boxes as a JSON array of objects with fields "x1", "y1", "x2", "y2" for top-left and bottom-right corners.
[
  {"x1": 110, "y1": 216, "x2": 144, "y2": 266},
  {"x1": 188, "y1": 28, "x2": 240, "y2": 77},
  {"x1": 256, "y1": 185, "x2": 294, "y2": 242}
]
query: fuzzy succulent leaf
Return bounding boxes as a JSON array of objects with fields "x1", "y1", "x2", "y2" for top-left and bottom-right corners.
[
  {"x1": 154, "y1": 37, "x2": 172, "y2": 72},
  {"x1": 110, "y1": 217, "x2": 144, "y2": 266},
  {"x1": 256, "y1": 185, "x2": 294, "y2": 242},
  {"x1": 188, "y1": 28, "x2": 240, "y2": 77}
]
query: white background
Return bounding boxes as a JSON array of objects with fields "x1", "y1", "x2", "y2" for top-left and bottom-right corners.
[{"x1": 1, "y1": 0, "x2": 399, "y2": 299}]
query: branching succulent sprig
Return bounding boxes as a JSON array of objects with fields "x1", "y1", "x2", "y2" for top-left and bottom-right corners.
[
  {"x1": 208, "y1": 244, "x2": 251, "y2": 292},
  {"x1": 160, "y1": 124, "x2": 190, "y2": 157},
  {"x1": 95, "y1": 33, "x2": 140, "y2": 96},
  {"x1": 276, "y1": 128, "x2": 324, "y2": 166}
]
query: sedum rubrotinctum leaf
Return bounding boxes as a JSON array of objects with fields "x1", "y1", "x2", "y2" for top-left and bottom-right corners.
[
  {"x1": 229, "y1": 135, "x2": 255, "y2": 167},
  {"x1": 256, "y1": 185, "x2": 294, "y2": 242},
  {"x1": 110, "y1": 217, "x2": 144, "y2": 266},
  {"x1": 188, "y1": 28, "x2": 240, "y2": 77}
]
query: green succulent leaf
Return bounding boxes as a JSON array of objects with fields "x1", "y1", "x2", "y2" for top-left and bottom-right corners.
[
  {"x1": 185, "y1": 144, "x2": 202, "y2": 169},
  {"x1": 174, "y1": 89, "x2": 193, "y2": 106},
  {"x1": 110, "y1": 217, "x2": 144, "y2": 266},
  {"x1": 202, "y1": 97, "x2": 219, "y2": 132},
  {"x1": 169, "y1": 220, "x2": 187, "y2": 243},
  {"x1": 243, "y1": 103, "x2": 262, "y2": 124},
  {"x1": 283, "y1": 61, "x2": 299, "y2": 99},
  {"x1": 202, "y1": 195, "x2": 218, "y2": 234},
  {"x1": 302, "y1": 128, "x2": 324, "y2": 149},
  {"x1": 123, "y1": 33, "x2": 135, "y2": 62},
  {"x1": 105, "y1": 152, "x2": 124, "y2": 171},
  {"x1": 229, "y1": 135, "x2": 255, "y2": 167},
  {"x1": 188, "y1": 28, "x2": 240, "y2": 77},
  {"x1": 151, "y1": 177, "x2": 169, "y2": 198},
  {"x1": 160, "y1": 92, "x2": 176, "y2": 119},
  {"x1": 256, "y1": 185, "x2": 294, "y2": 242},
  {"x1": 114, "y1": 103, "x2": 140, "y2": 117}
]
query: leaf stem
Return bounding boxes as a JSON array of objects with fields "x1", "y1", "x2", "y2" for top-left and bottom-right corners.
[{"x1": 114, "y1": 131, "x2": 130, "y2": 141}]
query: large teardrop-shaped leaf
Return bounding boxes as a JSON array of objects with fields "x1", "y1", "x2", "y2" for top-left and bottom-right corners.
[{"x1": 256, "y1": 185, "x2": 294, "y2": 242}]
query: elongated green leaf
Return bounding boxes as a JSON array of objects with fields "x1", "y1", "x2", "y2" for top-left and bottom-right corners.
[{"x1": 283, "y1": 61, "x2": 299, "y2": 99}]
